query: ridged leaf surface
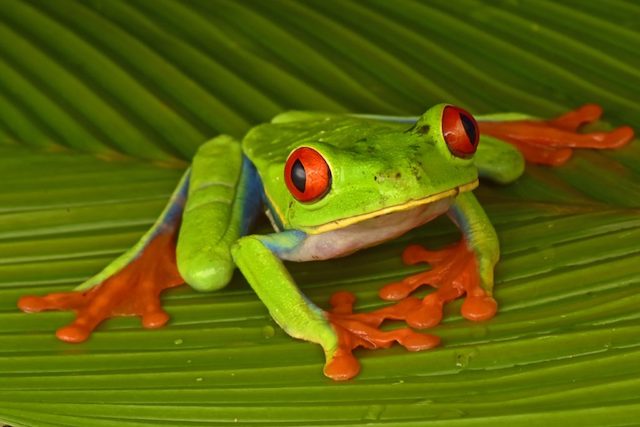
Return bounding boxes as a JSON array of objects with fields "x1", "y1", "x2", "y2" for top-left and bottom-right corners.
[{"x1": 0, "y1": 1, "x2": 639, "y2": 426}]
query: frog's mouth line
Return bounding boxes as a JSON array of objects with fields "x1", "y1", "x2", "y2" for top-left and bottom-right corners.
[{"x1": 305, "y1": 179, "x2": 479, "y2": 235}]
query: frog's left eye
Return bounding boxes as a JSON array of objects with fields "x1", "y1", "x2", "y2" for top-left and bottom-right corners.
[
  {"x1": 442, "y1": 106, "x2": 479, "y2": 158},
  {"x1": 284, "y1": 147, "x2": 332, "y2": 202}
]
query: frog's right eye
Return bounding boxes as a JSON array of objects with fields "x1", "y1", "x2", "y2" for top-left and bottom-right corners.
[
  {"x1": 442, "y1": 105, "x2": 479, "y2": 158},
  {"x1": 284, "y1": 147, "x2": 332, "y2": 202}
]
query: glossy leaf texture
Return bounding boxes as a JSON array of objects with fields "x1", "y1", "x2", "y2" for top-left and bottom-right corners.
[{"x1": 1, "y1": 0, "x2": 640, "y2": 426}]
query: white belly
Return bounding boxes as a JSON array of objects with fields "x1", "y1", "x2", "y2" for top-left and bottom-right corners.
[{"x1": 281, "y1": 197, "x2": 453, "y2": 262}]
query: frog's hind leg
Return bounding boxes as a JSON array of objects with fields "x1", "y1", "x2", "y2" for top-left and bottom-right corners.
[
  {"x1": 19, "y1": 135, "x2": 255, "y2": 343},
  {"x1": 477, "y1": 104, "x2": 634, "y2": 166},
  {"x1": 176, "y1": 135, "x2": 260, "y2": 292},
  {"x1": 18, "y1": 170, "x2": 189, "y2": 342}
]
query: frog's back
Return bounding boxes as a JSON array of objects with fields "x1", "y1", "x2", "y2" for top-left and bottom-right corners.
[{"x1": 242, "y1": 113, "x2": 404, "y2": 172}]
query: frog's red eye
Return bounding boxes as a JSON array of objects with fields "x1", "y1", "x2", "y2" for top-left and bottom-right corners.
[
  {"x1": 442, "y1": 106, "x2": 479, "y2": 158},
  {"x1": 284, "y1": 147, "x2": 331, "y2": 202}
]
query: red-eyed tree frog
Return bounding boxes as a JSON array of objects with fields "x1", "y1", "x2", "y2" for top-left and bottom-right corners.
[{"x1": 19, "y1": 104, "x2": 633, "y2": 380}]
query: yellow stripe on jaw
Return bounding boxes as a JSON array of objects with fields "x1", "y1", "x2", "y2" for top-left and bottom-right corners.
[{"x1": 303, "y1": 180, "x2": 479, "y2": 235}]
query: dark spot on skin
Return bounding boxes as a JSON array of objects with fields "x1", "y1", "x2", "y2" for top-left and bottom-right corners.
[
  {"x1": 374, "y1": 176, "x2": 378, "y2": 181},
  {"x1": 288, "y1": 201, "x2": 294, "y2": 209},
  {"x1": 395, "y1": 172, "x2": 401, "y2": 178},
  {"x1": 410, "y1": 165, "x2": 422, "y2": 181},
  {"x1": 355, "y1": 137, "x2": 370, "y2": 146},
  {"x1": 417, "y1": 125, "x2": 430, "y2": 135}
]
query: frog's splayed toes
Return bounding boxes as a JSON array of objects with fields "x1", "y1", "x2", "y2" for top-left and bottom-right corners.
[
  {"x1": 324, "y1": 239, "x2": 496, "y2": 381},
  {"x1": 18, "y1": 228, "x2": 185, "y2": 342},
  {"x1": 325, "y1": 291, "x2": 440, "y2": 381},
  {"x1": 380, "y1": 240, "x2": 497, "y2": 325},
  {"x1": 479, "y1": 104, "x2": 634, "y2": 166}
]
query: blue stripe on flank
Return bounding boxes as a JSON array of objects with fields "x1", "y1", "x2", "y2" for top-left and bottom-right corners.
[
  {"x1": 239, "y1": 156, "x2": 265, "y2": 236},
  {"x1": 160, "y1": 170, "x2": 189, "y2": 231},
  {"x1": 255, "y1": 157, "x2": 285, "y2": 232},
  {"x1": 238, "y1": 156, "x2": 306, "y2": 258},
  {"x1": 448, "y1": 202, "x2": 472, "y2": 237},
  {"x1": 127, "y1": 170, "x2": 189, "y2": 262},
  {"x1": 259, "y1": 230, "x2": 307, "y2": 258},
  {"x1": 263, "y1": 194, "x2": 284, "y2": 232},
  {"x1": 144, "y1": 171, "x2": 188, "y2": 241}
]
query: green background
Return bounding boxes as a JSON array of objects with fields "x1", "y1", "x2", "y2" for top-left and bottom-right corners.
[{"x1": 1, "y1": 0, "x2": 639, "y2": 425}]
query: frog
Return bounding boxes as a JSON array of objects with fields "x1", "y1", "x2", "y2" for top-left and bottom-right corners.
[{"x1": 18, "y1": 103, "x2": 633, "y2": 380}]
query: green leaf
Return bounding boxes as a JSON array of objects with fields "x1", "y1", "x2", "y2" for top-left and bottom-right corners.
[{"x1": 1, "y1": 0, "x2": 639, "y2": 425}]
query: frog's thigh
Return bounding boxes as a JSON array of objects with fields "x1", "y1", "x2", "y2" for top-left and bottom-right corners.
[
  {"x1": 474, "y1": 135, "x2": 525, "y2": 184},
  {"x1": 177, "y1": 135, "x2": 257, "y2": 292}
]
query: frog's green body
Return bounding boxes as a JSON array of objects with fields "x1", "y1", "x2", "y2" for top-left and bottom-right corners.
[
  {"x1": 20, "y1": 104, "x2": 633, "y2": 380},
  {"x1": 83, "y1": 104, "x2": 508, "y2": 378}
]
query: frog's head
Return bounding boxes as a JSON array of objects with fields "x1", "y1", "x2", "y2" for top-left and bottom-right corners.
[{"x1": 257, "y1": 104, "x2": 480, "y2": 234}]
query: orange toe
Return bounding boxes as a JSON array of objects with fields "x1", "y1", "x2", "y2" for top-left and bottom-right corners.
[
  {"x1": 142, "y1": 311, "x2": 171, "y2": 329},
  {"x1": 18, "y1": 295, "x2": 48, "y2": 313},
  {"x1": 461, "y1": 295, "x2": 498, "y2": 322},
  {"x1": 56, "y1": 324, "x2": 91, "y2": 343},
  {"x1": 324, "y1": 348, "x2": 360, "y2": 381}
]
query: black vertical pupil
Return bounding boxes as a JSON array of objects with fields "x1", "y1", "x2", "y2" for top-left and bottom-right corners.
[
  {"x1": 460, "y1": 113, "x2": 477, "y2": 145},
  {"x1": 292, "y1": 159, "x2": 306, "y2": 192}
]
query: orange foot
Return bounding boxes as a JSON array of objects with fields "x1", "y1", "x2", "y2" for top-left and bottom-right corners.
[
  {"x1": 479, "y1": 104, "x2": 634, "y2": 166},
  {"x1": 325, "y1": 291, "x2": 440, "y2": 381},
  {"x1": 18, "y1": 227, "x2": 185, "y2": 342},
  {"x1": 379, "y1": 240, "x2": 497, "y2": 328}
]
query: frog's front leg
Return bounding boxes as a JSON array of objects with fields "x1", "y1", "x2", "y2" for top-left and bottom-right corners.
[
  {"x1": 477, "y1": 104, "x2": 634, "y2": 166},
  {"x1": 232, "y1": 232, "x2": 438, "y2": 381},
  {"x1": 379, "y1": 192, "x2": 499, "y2": 328}
]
